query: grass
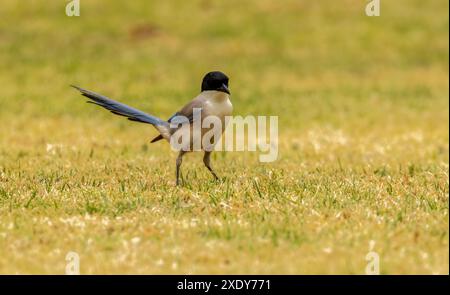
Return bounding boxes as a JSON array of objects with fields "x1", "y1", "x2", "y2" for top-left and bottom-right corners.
[{"x1": 0, "y1": 0, "x2": 448, "y2": 274}]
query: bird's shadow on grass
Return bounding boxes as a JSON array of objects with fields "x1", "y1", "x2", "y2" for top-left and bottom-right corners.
[{"x1": 175, "y1": 170, "x2": 230, "y2": 192}]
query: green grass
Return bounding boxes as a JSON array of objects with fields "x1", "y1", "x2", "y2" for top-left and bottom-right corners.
[{"x1": 0, "y1": 0, "x2": 448, "y2": 274}]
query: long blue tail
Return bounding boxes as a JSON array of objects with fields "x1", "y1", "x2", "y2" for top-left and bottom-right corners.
[{"x1": 72, "y1": 85, "x2": 166, "y2": 126}]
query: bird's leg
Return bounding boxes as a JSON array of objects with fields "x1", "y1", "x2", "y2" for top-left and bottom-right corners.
[
  {"x1": 176, "y1": 151, "x2": 186, "y2": 186},
  {"x1": 203, "y1": 151, "x2": 219, "y2": 181}
]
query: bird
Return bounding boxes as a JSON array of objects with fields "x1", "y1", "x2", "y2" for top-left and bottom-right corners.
[{"x1": 72, "y1": 71, "x2": 233, "y2": 186}]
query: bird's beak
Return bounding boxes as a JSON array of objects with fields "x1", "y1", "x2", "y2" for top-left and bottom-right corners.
[{"x1": 218, "y1": 83, "x2": 230, "y2": 94}]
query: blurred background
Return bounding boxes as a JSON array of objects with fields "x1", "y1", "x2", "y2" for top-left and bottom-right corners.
[{"x1": 0, "y1": 0, "x2": 448, "y2": 135}]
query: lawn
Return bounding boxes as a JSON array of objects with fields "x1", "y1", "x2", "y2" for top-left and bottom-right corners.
[{"x1": 0, "y1": 0, "x2": 448, "y2": 274}]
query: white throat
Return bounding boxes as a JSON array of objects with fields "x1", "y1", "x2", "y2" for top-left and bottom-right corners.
[
  {"x1": 200, "y1": 90, "x2": 233, "y2": 118},
  {"x1": 201, "y1": 90, "x2": 230, "y2": 102}
]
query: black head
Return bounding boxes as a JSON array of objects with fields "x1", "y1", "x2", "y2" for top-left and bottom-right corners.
[{"x1": 201, "y1": 71, "x2": 230, "y2": 94}]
